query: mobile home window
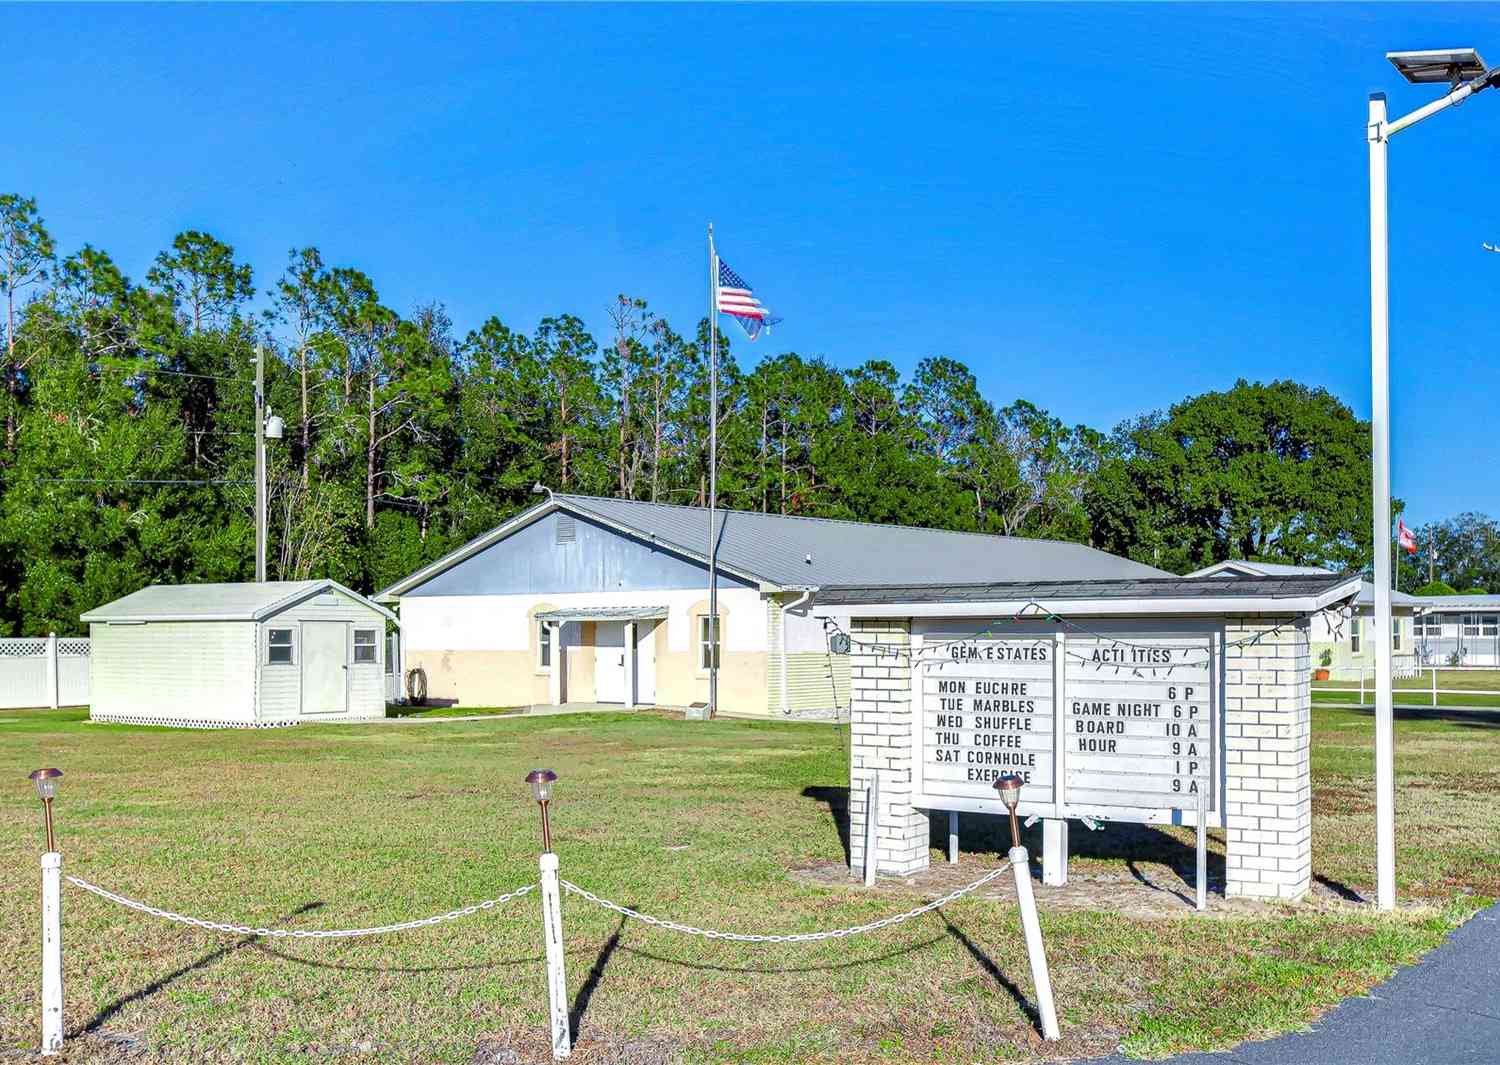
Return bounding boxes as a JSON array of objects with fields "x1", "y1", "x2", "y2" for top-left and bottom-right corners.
[
  {"x1": 1350, "y1": 622, "x2": 1361, "y2": 655},
  {"x1": 699, "y1": 615, "x2": 721, "y2": 671},
  {"x1": 538, "y1": 621, "x2": 552, "y2": 670},
  {"x1": 268, "y1": 628, "x2": 294, "y2": 665},
  {"x1": 353, "y1": 629, "x2": 378, "y2": 664}
]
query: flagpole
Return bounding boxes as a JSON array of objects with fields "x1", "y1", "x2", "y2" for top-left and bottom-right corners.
[{"x1": 707, "y1": 222, "x2": 719, "y2": 719}]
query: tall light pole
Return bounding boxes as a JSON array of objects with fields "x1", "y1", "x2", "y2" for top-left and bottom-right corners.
[{"x1": 1368, "y1": 48, "x2": 1499, "y2": 911}]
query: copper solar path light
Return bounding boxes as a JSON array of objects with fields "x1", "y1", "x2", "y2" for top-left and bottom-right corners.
[
  {"x1": 526, "y1": 769, "x2": 571, "y2": 1059},
  {"x1": 29, "y1": 769, "x2": 64, "y2": 1055},
  {"x1": 994, "y1": 773, "x2": 1059, "y2": 1040}
]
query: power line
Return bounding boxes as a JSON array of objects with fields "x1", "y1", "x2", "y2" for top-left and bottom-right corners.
[
  {"x1": 91, "y1": 364, "x2": 252, "y2": 385},
  {"x1": 36, "y1": 478, "x2": 253, "y2": 486}
]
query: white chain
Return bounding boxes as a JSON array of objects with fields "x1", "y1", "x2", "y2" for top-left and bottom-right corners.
[
  {"x1": 65, "y1": 875, "x2": 536, "y2": 939},
  {"x1": 560, "y1": 861, "x2": 1012, "y2": 943}
]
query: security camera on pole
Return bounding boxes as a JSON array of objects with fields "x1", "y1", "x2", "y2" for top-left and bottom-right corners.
[
  {"x1": 253, "y1": 345, "x2": 285, "y2": 582},
  {"x1": 1368, "y1": 48, "x2": 1500, "y2": 911}
]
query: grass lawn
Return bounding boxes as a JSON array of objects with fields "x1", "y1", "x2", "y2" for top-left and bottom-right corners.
[{"x1": 1, "y1": 706, "x2": 1494, "y2": 1064}]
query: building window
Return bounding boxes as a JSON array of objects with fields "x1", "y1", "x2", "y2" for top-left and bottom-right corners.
[
  {"x1": 1392, "y1": 619, "x2": 1401, "y2": 652},
  {"x1": 353, "y1": 629, "x2": 378, "y2": 664},
  {"x1": 538, "y1": 621, "x2": 552, "y2": 670},
  {"x1": 1485, "y1": 615, "x2": 1499, "y2": 638},
  {"x1": 268, "y1": 628, "x2": 294, "y2": 665},
  {"x1": 1351, "y1": 622, "x2": 1361, "y2": 655},
  {"x1": 699, "y1": 614, "x2": 721, "y2": 671},
  {"x1": 1417, "y1": 615, "x2": 1442, "y2": 637},
  {"x1": 1463, "y1": 614, "x2": 1481, "y2": 638}
]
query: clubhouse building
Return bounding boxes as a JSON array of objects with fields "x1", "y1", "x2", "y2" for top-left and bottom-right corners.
[{"x1": 378, "y1": 495, "x2": 1355, "y2": 716}]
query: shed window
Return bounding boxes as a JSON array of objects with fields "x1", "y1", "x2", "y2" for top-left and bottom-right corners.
[
  {"x1": 699, "y1": 615, "x2": 721, "y2": 671},
  {"x1": 538, "y1": 621, "x2": 553, "y2": 670},
  {"x1": 268, "y1": 629, "x2": 294, "y2": 665},
  {"x1": 353, "y1": 629, "x2": 378, "y2": 664}
]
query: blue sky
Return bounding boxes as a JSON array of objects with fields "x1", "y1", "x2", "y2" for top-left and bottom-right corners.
[{"x1": 8, "y1": 4, "x2": 1499, "y2": 523}]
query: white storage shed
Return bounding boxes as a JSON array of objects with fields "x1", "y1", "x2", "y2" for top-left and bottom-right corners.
[{"x1": 83, "y1": 580, "x2": 395, "y2": 728}]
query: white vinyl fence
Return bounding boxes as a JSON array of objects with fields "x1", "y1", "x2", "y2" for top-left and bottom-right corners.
[{"x1": 0, "y1": 636, "x2": 90, "y2": 709}]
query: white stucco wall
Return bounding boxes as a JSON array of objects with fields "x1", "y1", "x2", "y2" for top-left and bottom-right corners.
[{"x1": 401, "y1": 588, "x2": 769, "y2": 655}]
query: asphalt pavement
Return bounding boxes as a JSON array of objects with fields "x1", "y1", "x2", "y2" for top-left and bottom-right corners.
[{"x1": 1083, "y1": 901, "x2": 1500, "y2": 1065}]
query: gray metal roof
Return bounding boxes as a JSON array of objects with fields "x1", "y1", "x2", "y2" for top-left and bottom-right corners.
[
  {"x1": 554, "y1": 494, "x2": 1169, "y2": 588},
  {"x1": 535, "y1": 606, "x2": 669, "y2": 623},
  {"x1": 1406, "y1": 594, "x2": 1500, "y2": 612},
  {"x1": 818, "y1": 574, "x2": 1354, "y2": 606},
  {"x1": 1188, "y1": 560, "x2": 1336, "y2": 579},
  {"x1": 81, "y1": 580, "x2": 394, "y2": 624},
  {"x1": 1190, "y1": 561, "x2": 1426, "y2": 610}
]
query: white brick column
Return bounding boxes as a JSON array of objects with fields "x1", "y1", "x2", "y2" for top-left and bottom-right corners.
[
  {"x1": 1222, "y1": 616, "x2": 1312, "y2": 901},
  {"x1": 848, "y1": 618, "x2": 930, "y2": 877}
]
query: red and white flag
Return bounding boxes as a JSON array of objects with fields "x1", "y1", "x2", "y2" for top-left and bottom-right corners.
[{"x1": 1398, "y1": 518, "x2": 1417, "y2": 555}]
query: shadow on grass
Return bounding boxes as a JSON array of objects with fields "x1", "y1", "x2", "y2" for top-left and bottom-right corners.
[
  {"x1": 570, "y1": 914, "x2": 626, "y2": 1042},
  {"x1": 801, "y1": 785, "x2": 851, "y2": 863},
  {"x1": 252, "y1": 944, "x2": 544, "y2": 974},
  {"x1": 940, "y1": 914, "x2": 1045, "y2": 1035},
  {"x1": 614, "y1": 933, "x2": 947, "y2": 975},
  {"x1": 75, "y1": 901, "x2": 325, "y2": 1037},
  {"x1": 1346, "y1": 706, "x2": 1500, "y2": 729}
]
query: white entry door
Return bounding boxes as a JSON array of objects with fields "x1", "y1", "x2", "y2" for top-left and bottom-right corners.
[
  {"x1": 635, "y1": 621, "x2": 657, "y2": 704},
  {"x1": 302, "y1": 622, "x2": 349, "y2": 715},
  {"x1": 594, "y1": 622, "x2": 626, "y2": 703}
]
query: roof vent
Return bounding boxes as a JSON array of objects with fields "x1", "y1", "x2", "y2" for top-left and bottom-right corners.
[{"x1": 556, "y1": 515, "x2": 576, "y2": 545}]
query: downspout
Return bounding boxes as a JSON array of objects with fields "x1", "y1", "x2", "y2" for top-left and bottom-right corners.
[{"x1": 780, "y1": 589, "x2": 814, "y2": 715}]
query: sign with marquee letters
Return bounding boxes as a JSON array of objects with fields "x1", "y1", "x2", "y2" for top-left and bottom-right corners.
[{"x1": 911, "y1": 628, "x2": 1217, "y2": 825}]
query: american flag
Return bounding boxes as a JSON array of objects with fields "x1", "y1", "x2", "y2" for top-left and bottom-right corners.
[{"x1": 715, "y1": 258, "x2": 780, "y2": 340}]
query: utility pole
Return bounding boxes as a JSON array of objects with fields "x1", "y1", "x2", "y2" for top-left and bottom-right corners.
[{"x1": 254, "y1": 344, "x2": 266, "y2": 582}]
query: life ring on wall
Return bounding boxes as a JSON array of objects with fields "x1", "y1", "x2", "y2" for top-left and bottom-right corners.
[{"x1": 405, "y1": 667, "x2": 428, "y2": 706}]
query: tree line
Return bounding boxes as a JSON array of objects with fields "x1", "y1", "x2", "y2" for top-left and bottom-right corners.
[{"x1": 1, "y1": 193, "x2": 1385, "y2": 635}]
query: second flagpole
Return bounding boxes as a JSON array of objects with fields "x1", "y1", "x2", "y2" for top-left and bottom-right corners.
[{"x1": 707, "y1": 222, "x2": 719, "y2": 719}]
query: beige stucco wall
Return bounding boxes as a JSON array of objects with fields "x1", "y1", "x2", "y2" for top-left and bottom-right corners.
[
  {"x1": 1310, "y1": 610, "x2": 1416, "y2": 680},
  {"x1": 401, "y1": 588, "x2": 773, "y2": 716}
]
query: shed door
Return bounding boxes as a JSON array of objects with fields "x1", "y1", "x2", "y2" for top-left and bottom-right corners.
[{"x1": 302, "y1": 622, "x2": 349, "y2": 715}]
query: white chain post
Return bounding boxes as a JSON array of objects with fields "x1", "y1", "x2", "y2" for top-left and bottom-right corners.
[
  {"x1": 1008, "y1": 846, "x2": 1059, "y2": 1041},
  {"x1": 538, "y1": 853, "x2": 571, "y2": 1060},
  {"x1": 41, "y1": 851, "x2": 63, "y2": 1056}
]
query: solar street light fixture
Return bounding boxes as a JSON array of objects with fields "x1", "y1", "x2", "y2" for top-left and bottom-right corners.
[
  {"x1": 994, "y1": 773, "x2": 1024, "y2": 849},
  {"x1": 526, "y1": 768, "x2": 558, "y2": 852},
  {"x1": 28, "y1": 768, "x2": 62, "y2": 852},
  {"x1": 1388, "y1": 48, "x2": 1489, "y2": 86},
  {"x1": 1367, "y1": 45, "x2": 1499, "y2": 913}
]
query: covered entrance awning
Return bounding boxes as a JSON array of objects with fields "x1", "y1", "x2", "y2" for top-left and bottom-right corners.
[
  {"x1": 535, "y1": 606, "x2": 668, "y2": 623},
  {"x1": 537, "y1": 607, "x2": 664, "y2": 709}
]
